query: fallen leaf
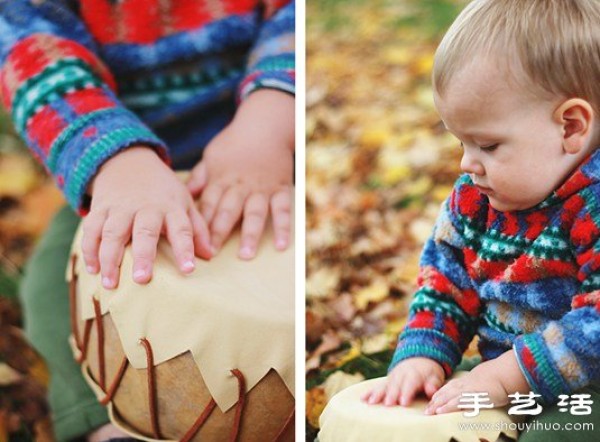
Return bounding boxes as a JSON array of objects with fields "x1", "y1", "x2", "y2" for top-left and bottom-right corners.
[
  {"x1": 327, "y1": 293, "x2": 356, "y2": 323},
  {"x1": 323, "y1": 371, "x2": 365, "y2": 400},
  {"x1": 306, "y1": 330, "x2": 343, "y2": 372},
  {"x1": 0, "y1": 364, "x2": 21, "y2": 386},
  {"x1": 306, "y1": 266, "x2": 341, "y2": 299},
  {"x1": 361, "y1": 333, "x2": 393, "y2": 355},
  {"x1": 306, "y1": 387, "x2": 327, "y2": 429},
  {"x1": 354, "y1": 278, "x2": 389, "y2": 310},
  {"x1": 409, "y1": 218, "x2": 435, "y2": 243},
  {"x1": 0, "y1": 154, "x2": 39, "y2": 198}
]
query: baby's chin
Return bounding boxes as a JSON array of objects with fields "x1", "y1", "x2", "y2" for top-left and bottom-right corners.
[{"x1": 487, "y1": 195, "x2": 542, "y2": 212}]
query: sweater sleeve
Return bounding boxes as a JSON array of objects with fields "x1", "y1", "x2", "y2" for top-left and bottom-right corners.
[
  {"x1": 237, "y1": 0, "x2": 295, "y2": 101},
  {"x1": 389, "y1": 176, "x2": 484, "y2": 376},
  {"x1": 513, "y1": 197, "x2": 600, "y2": 404},
  {"x1": 0, "y1": 0, "x2": 169, "y2": 214}
]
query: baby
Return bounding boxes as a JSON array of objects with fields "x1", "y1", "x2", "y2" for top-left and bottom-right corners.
[{"x1": 362, "y1": 0, "x2": 600, "y2": 430}]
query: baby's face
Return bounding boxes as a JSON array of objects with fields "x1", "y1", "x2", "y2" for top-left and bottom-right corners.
[{"x1": 434, "y1": 58, "x2": 578, "y2": 212}]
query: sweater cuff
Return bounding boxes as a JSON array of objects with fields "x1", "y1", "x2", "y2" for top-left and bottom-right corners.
[
  {"x1": 238, "y1": 54, "x2": 295, "y2": 101},
  {"x1": 55, "y1": 107, "x2": 169, "y2": 214},
  {"x1": 388, "y1": 328, "x2": 463, "y2": 377},
  {"x1": 513, "y1": 334, "x2": 569, "y2": 404}
]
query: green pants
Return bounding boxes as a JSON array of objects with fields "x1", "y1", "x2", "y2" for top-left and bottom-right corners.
[
  {"x1": 456, "y1": 358, "x2": 599, "y2": 441},
  {"x1": 20, "y1": 206, "x2": 108, "y2": 442}
]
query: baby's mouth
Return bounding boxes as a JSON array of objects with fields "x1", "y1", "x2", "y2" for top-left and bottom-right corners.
[{"x1": 474, "y1": 184, "x2": 493, "y2": 194}]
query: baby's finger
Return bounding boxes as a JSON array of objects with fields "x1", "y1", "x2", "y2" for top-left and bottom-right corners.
[
  {"x1": 131, "y1": 210, "x2": 163, "y2": 284},
  {"x1": 210, "y1": 187, "x2": 245, "y2": 252},
  {"x1": 426, "y1": 387, "x2": 449, "y2": 415},
  {"x1": 165, "y1": 211, "x2": 196, "y2": 274},
  {"x1": 360, "y1": 389, "x2": 374, "y2": 403},
  {"x1": 270, "y1": 188, "x2": 292, "y2": 250},
  {"x1": 434, "y1": 396, "x2": 461, "y2": 415},
  {"x1": 99, "y1": 212, "x2": 133, "y2": 289},
  {"x1": 383, "y1": 382, "x2": 402, "y2": 407},
  {"x1": 399, "y1": 378, "x2": 421, "y2": 407},
  {"x1": 199, "y1": 182, "x2": 225, "y2": 225},
  {"x1": 187, "y1": 162, "x2": 207, "y2": 198},
  {"x1": 189, "y1": 207, "x2": 212, "y2": 260},
  {"x1": 367, "y1": 386, "x2": 387, "y2": 405},
  {"x1": 81, "y1": 210, "x2": 107, "y2": 274},
  {"x1": 424, "y1": 377, "x2": 443, "y2": 399},
  {"x1": 239, "y1": 192, "x2": 269, "y2": 260}
]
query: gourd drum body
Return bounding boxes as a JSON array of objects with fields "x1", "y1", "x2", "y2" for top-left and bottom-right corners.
[
  {"x1": 318, "y1": 377, "x2": 521, "y2": 442},
  {"x1": 67, "y1": 224, "x2": 295, "y2": 442}
]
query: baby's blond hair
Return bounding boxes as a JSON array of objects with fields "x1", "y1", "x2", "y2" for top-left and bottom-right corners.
[{"x1": 433, "y1": 0, "x2": 600, "y2": 117}]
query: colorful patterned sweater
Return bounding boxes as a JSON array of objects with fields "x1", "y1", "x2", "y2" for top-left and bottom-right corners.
[
  {"x1": 389, "y1": 149, "x2": 600, "y2": 404},
  {"x1": 0, "y1": 0, "x2": 295, "y2": 213}
]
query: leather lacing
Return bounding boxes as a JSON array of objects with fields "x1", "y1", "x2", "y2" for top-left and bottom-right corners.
[{"x1": 68, "y1": 254, "x2": 293, "y2": 441}]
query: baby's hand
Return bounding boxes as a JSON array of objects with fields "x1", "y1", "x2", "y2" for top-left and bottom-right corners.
[
  {"x1": 424, "y1": 364, "x2": 507, "y2": 415},
  {"x1": 425, "y1": 350, "x2": 530, "y2": 415},
  {"x1": 82, "y1": 146, "x2": 212, "y2": 289},
  {"x1": 187, "y1": 89, "x2": 294, "y2": 260},
  {"x1": 361, "y1": 357, "x2": 445, "y2": 407}
]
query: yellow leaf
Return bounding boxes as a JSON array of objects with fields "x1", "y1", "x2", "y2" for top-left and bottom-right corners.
[
  {"x1": 381, "y1": 164, "x2": 411, "y2": 186},
  {"x1": 323, "y1": 371, "x2": 365, "y2": 401},
  {"x1": 390, "y1": 132, "x2": 415, "y2": 149},
  {"x1": 334, "y1": 342, "x2": 362, "y2": 367},
  {"x1": 359, "y1": 125, "x2": 393, "y2": 150},
  {"x1": 0, "y1": 154, "x2": 39, "y2": 198},
  {"x1": 306, "y1": 387, "x2": 327, "y2": 429},
  {"x1": 432, "y1": 184, "x2": 454, "y2": 202},
  {"x1": 414, "y1": 85, "x2": 436, "y2": 110},
  {"x1": 361, "y1": 334, "x2": 392, "y2": 354},
  {"x1": 0, "y1": 363, "x2": 21, "y2": 386},
  {"x1": 390, "y1": 251, "x2": 421, "y2": 284},
  {"x1": 354, "y1": 279, "x2": 389, "y2": 310},
  {"x1": 406, "y1": 176, "x2": 433, "y2": 198},
  {"x1": 409, "y1": 218, "x2": 435, "y2": 244},
  {"x1": 412, "y1": 52, "x2": 434, "y2": 76},
  {"x1": 28, "y1": 357, "x2": 50, "y2": 389},
  {"x1": 382, "y1": 47, "x2": 413, "y2": 66},
  {"x1": 385, "y1": 316, "x2": 409, "y2": 337},
  {"x1": 306, "y1": 266, "x2": 341, "y2": 299}
]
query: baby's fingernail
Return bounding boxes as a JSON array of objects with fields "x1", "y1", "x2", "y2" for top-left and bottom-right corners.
[
  {"x1": 102, "y1": 277, "x2": 114, "y2": 289},
  {"x1": 133, "y1": 269, "x2": 147, "y2": 281},
  {"x1": 400, "y1": 397, "x2": 407, "y2": 407},
  {"x1": 86, "y1": 265, "x2": 96, "y2": 274},
  {"x1": 239, "y1": 246, "x2": 254, "y2": 259},
  {"x1": 182, "y1": 260, "x2": 195, "y2": 272},
  {"x1": 211, "y1": 245, "x2": 219, "y2": 256},
  {"x1": 275, "y1": 238, "x2": 287, "y2": 250}
]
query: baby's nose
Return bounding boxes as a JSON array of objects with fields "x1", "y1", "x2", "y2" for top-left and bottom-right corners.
[{"x1": 460, "y1": 151, "x2": 485, "y2": 176}]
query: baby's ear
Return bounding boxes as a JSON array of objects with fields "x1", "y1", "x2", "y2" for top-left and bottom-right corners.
[{"x1": 553, "y1": 98, "x2": 595, "y2": 154}]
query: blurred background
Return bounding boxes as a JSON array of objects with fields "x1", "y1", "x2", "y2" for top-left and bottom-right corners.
[
  {"x1": 306, "y1": 0, "x2": 469, "y2": 439},
  {"x1": 0, "y1": 106, "x2": 64, "y2": 437},
  {"x1": 0, "y1": 92, "x2": 64, "y2": 439}
]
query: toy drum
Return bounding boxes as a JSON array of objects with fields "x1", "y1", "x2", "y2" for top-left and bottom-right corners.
[
  {"x1": 318, "y1": 377, "x2": 521, "y2": 442},
  {"x1": 66, "y1": 220, "x2": 294, "y2": 441}
]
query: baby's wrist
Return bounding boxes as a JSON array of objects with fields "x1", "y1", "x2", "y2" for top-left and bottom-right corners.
[
  {"x1": 234, "y1": 89, "x2": 295, "y2": 151},
  {"x1": 473, "y1": 350, "x2": 530, "y2": 397},
  {"x1": 87, "y1": 145, "x2": 164, "y2": 195}
]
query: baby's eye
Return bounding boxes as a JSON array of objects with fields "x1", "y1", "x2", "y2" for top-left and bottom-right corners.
[{"x1": 479, "y1": 144, "x2": 499, "y2": 152}]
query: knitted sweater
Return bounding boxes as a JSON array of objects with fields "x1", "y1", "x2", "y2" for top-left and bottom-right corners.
[
  {"x1": 390, "y1": 149, "x2": 600, "y2": 404},
  {"x1": 0, "y1": 0, "x2": 295, "y2": 213}
]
